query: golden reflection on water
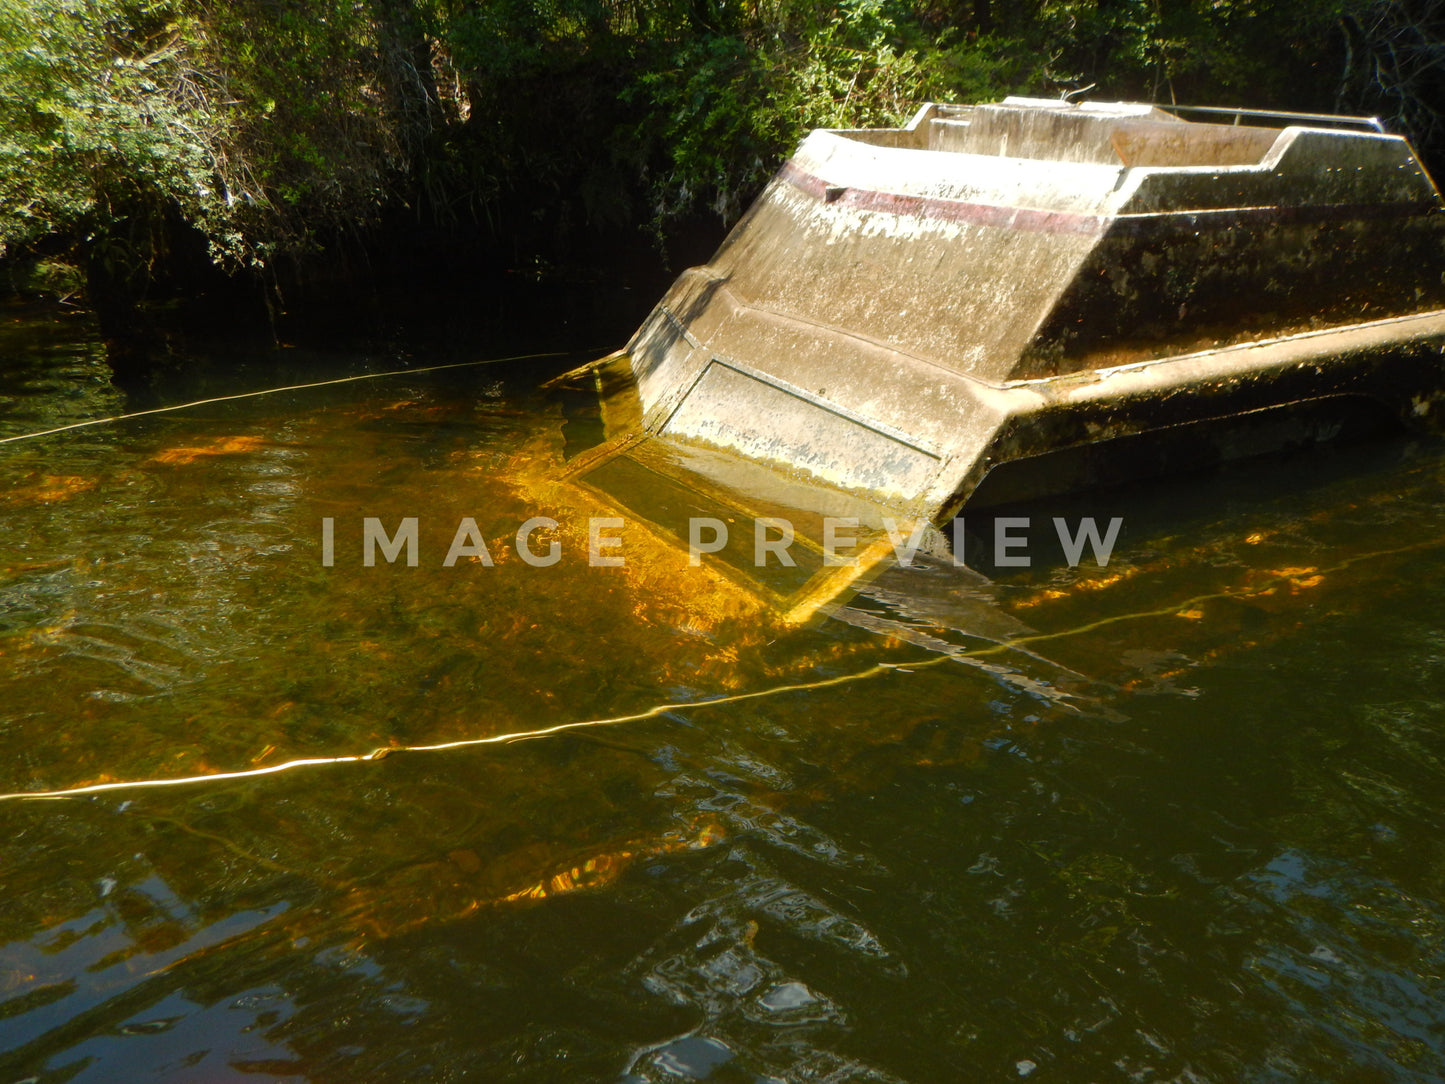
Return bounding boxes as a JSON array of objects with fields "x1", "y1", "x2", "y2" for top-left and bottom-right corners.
[
  {"x1": 1, "y1": 474, "x2": 97, "y2": 505},
  {"x1": 148, "y1": 434, "x2": 268, "y2": 466}
]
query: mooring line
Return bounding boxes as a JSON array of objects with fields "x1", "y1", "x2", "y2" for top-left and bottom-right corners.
[
  {"x1": 0, "y1": 539, "x2": 1438, "y2": 804},
  {"x1": 0, "y1": 669, "x2": 924, "y2": 802},
  {"x1": 0, "y1": 349, "x2": 576, "y2": 446}
]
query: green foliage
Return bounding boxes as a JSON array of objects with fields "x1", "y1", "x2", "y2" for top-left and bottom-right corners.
[
  {"x1": 609, "y1": 1, "x2": 1037, "y2": 227},
  {"x1": 0, "y1": 0, "x2": 413, "y2": 283},
  {"x1": 0, "y1": 0, "x2": 228, "y2": 268},
  {"x1": 194, "y1": 0, "x2": 411, "y2": 252},
  {"x1": 0, "y1": 0, "x2": 1437, "y2": 303},
  {"x1": 1031, "y1": 0, "x2": 1354, "y2": 106}
]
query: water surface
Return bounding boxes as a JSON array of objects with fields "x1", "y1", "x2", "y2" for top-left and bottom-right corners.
[{"x1": 2, "y1": 299, "x2": 1444, "y2": 1082}]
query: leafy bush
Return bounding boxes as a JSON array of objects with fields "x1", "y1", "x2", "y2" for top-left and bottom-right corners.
[
  {"x1": 0, "y1": 0, "x2": 414, "y2": 286},
  {"x1": 0, "y1": 0, "x2": 230, "y2": 269}
]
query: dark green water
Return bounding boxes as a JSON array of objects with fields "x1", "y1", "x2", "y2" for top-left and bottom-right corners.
[{"x1": 2, "y1": 301, "x2": 1444, "y2": 1083}]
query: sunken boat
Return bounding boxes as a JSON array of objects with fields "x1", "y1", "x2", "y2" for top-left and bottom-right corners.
[{"x1": 609, "y1": 96, "x2": 1445, "y2": 520}]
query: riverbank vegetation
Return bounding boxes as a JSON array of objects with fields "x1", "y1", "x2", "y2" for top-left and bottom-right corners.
[{"x1": 2, "y1": 0, "x2": 1441, "y2": 342}]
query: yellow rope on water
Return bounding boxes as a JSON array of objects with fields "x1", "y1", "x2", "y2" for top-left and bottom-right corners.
[
  {"x1": 2, "y1": 537, "x2": 1436, "y2": 804},
  {"x1": 0, "y1": 350, "x2": 577, "y2": 445}
]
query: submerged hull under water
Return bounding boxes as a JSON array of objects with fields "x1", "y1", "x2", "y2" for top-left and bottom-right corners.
[{"x1": 558, "y1": 98, "x2": 1445, "y2": 619}]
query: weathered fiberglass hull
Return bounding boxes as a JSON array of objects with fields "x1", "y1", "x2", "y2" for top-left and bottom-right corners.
[{"x1": 620, "y1": 97, "x2": 1445, "y2": 521}]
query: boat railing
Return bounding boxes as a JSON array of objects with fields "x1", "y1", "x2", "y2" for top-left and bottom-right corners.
[{"x1": 1156, "y1": 104, "x2": 1386, "y2": 133}]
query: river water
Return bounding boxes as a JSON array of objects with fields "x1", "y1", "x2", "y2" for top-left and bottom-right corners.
[{"x1": 2, "y1": 294, "x2": 1444, "y2": 1083}]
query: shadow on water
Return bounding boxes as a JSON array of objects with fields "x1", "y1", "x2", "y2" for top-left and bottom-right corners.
[{"x1": 2, "y1": 299, "x2": 1445, "y2": 1081}]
